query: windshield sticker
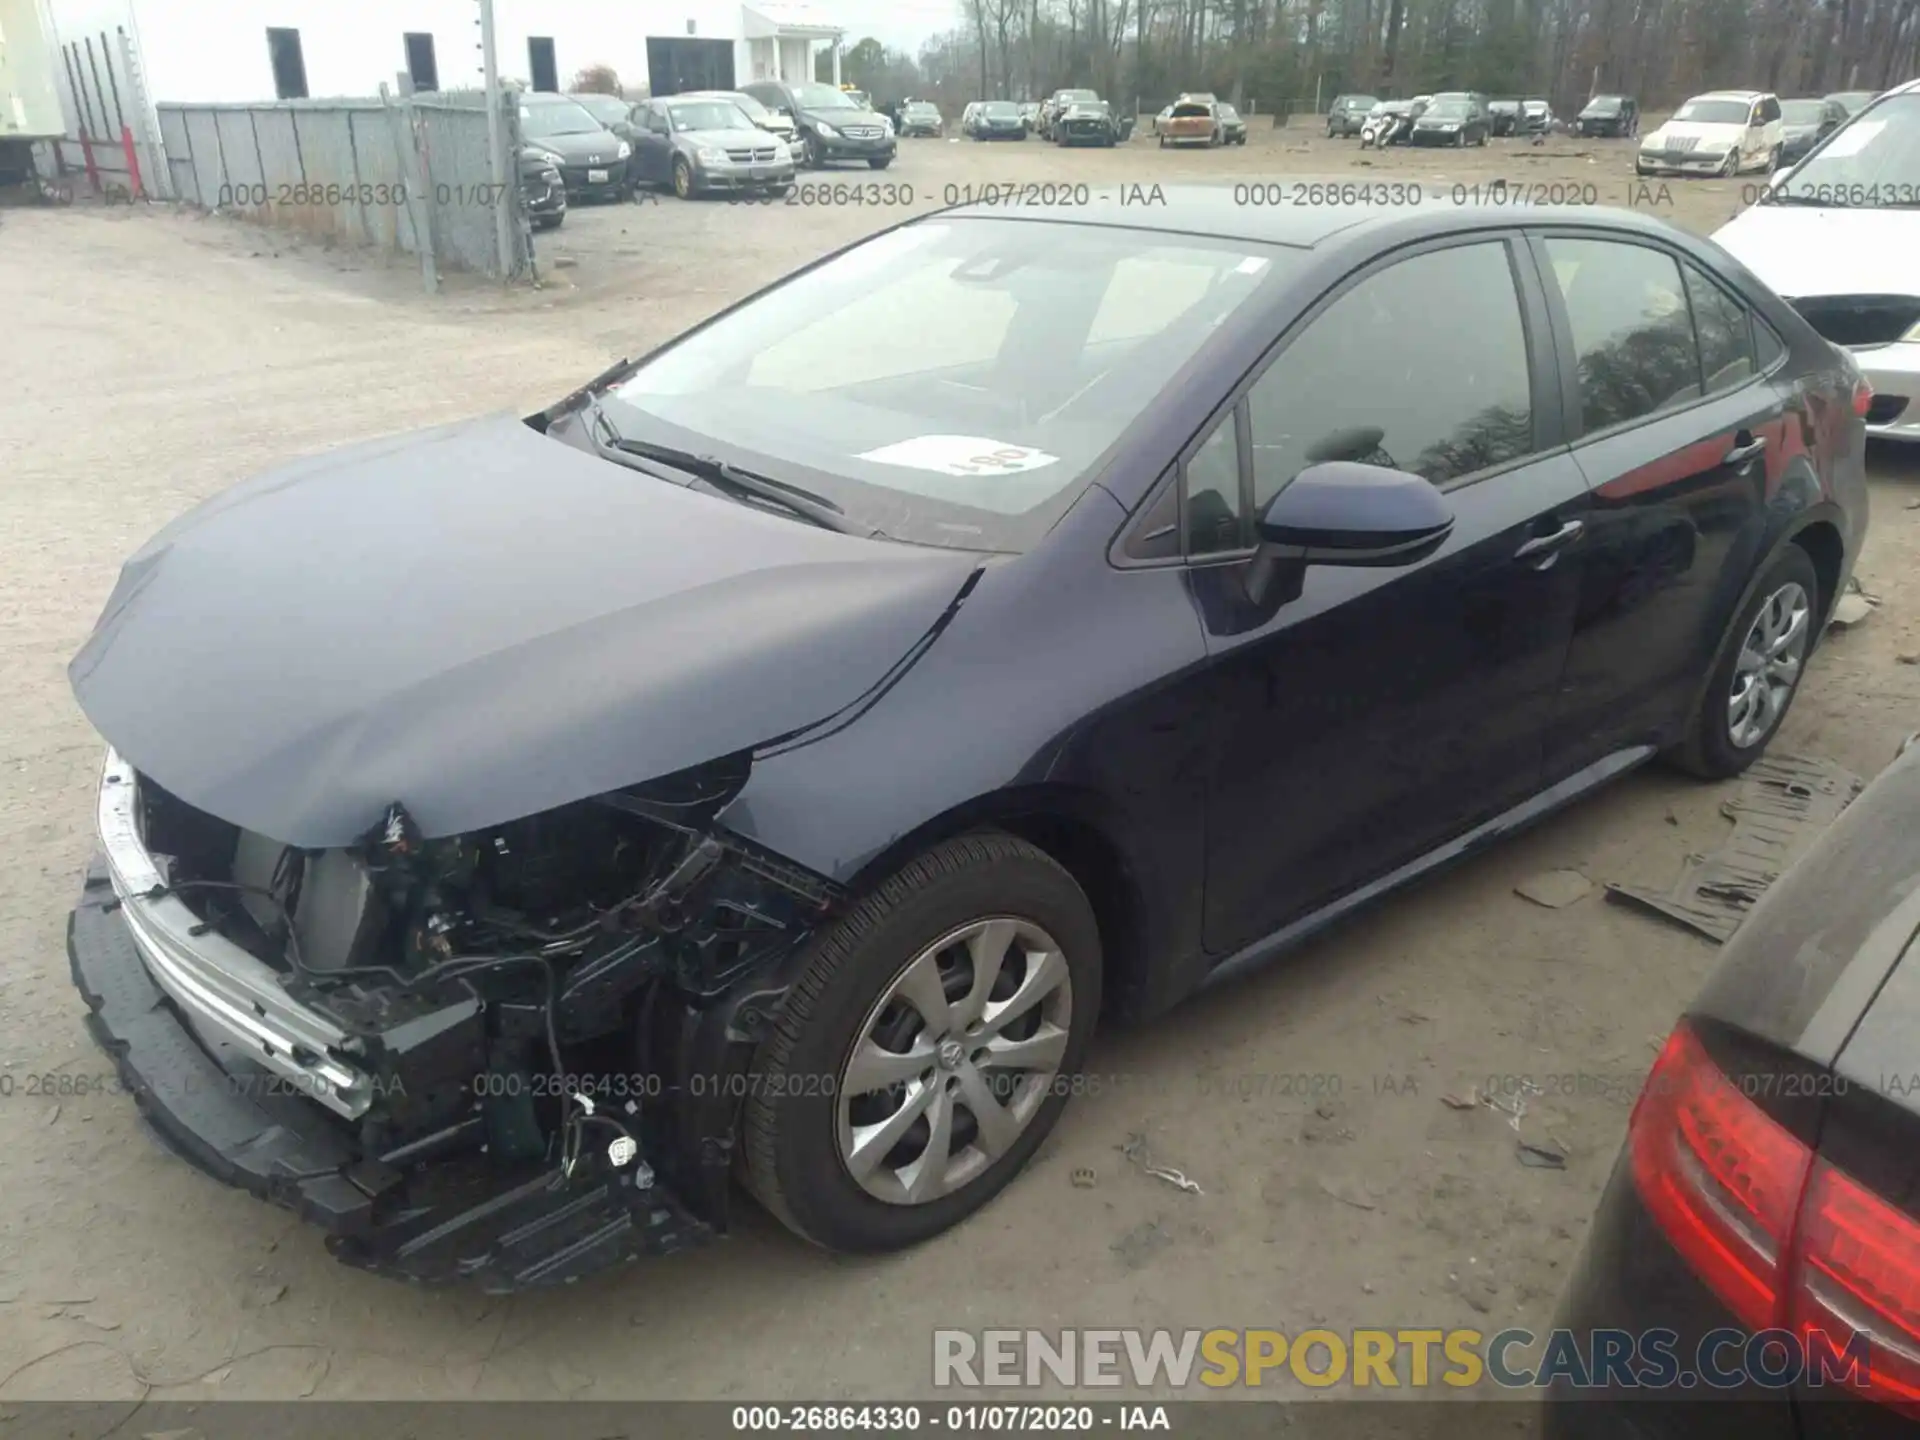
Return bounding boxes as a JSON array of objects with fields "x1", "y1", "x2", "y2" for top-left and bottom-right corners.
[
  {"x1": 859, "y1": 436, "x2": 1061, "y2": 476},
  {"x1": 1815, "y1": 120, "x2": 1884, "y2": 157}
]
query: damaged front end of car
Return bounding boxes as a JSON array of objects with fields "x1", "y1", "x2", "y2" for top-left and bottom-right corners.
[{"x1": 70, "y1": 746, "x2": 844, "y2": 1292}]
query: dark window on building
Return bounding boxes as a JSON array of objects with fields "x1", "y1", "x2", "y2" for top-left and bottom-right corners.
[
  {"x1": 1544, "y1": 237, "x2": 1703, "y2": 434},
  {"x1": 403, "y1": 33, "x2": 438, "y2": 92},
  {"x1": 1244, "y1": 240, "x2": 1536, "y2": 507},
  {"x1": 266, "y1": 27, "x2": 308, "y2": 100},
  {"x1": 528, "y1": 36, "x2": 558, "y2": 92},
  {"x1": 1683, "y1": 264, "x2": 1756, "y2": 393}
]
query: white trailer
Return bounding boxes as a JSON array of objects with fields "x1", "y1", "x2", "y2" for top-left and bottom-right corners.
[{"x1": 1, "y1": 0, "x2": 65, "y2": 139}]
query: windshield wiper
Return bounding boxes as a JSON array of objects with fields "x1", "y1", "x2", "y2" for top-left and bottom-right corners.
[{"x1": 587, "y1": 418, "x2": 869, "y2": 536}]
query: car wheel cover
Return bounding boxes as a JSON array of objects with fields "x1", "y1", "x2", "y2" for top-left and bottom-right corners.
[
  {"x1": 674, "y1": 161, "x2": 690, "y2": 197},
  {"x1": 835, "y1": 917, "x2": 1072, "y2": 1206},
  {"x1": 1728, "y1": 581, "x2": 1810, "y2": 749}
]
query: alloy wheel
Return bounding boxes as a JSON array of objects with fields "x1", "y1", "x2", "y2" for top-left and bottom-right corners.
[
  {"x1": 836, "y1": 917, "x2": 1072, "y2": 1206},
  {"x1": 1728, "y1": 582, "x2": 1810, "y2": 749}
]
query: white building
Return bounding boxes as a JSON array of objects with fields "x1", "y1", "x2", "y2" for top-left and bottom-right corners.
[{"x1": 43, "y1": 0, "x2": 845, "y2": 130}]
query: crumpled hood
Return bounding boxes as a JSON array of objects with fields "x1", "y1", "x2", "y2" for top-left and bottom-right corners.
[
  {"x1": 70, "y1": 414, "x2": 979, "y2": 847},
  {"x1": 1713, "y1": 205, "x2": 1920, "y2": 299},
  {"x1": 1649, "y1": 119, "x2": 1743, "y2": 146}
]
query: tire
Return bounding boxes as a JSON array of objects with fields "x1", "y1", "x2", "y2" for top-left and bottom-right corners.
[
  {"x1": 1767, "y1": 144, "x2": 1782, "y2": 172},
  {"x1": 1720, "y1": 145, "x2": 1740, "y2": 177},
  {"x1": 803, "y1": 132, "x2": 823, "y2": 169},
  {"x1": 1456, "y1": 129, "x2": 1467, "y2": 148},
  {"x1": 533, "y1": 214, "x2": 562, "y2": 231},
  {"x1": 672, "y1": 157, "x2": 695, "y2": 199},
  {"x1": 741, "y1": 831, "x2": 1103, "y2": 1253},
  {"x1": 1158, "y1": 134, "x2": 1167, "y2": 149},
  {"x1": 1668, "y1": 546, "x2": 1821, "y2": 780},
  {"x1": 868, "y1": 157, "x2": 891, "y2": 170}
]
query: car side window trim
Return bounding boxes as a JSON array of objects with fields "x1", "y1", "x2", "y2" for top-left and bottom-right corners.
[
  {"x1": 1111, "y1": 229, "x2": 1549, "y2": 568},
  {"x1": 1523, "y1": 227, "x2": 1772, "y2": 449}
]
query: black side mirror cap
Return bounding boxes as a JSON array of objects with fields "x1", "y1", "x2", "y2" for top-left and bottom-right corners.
[{"x1": 1255, "y1": 461, "x2": 1455, "y2": 567}]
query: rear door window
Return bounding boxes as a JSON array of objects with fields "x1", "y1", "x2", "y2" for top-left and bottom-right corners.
[
  {"x1": 1682, "y1": 264, "x2": 1757, "y2": 393},
  {"x1": 1542, "y1": 237, "x2": 1703, "y2": 434}
]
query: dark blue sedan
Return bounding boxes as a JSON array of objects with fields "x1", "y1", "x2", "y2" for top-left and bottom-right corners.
[{"x1": 66, "y1": 188, "x2": 1870, "y2": 1288}]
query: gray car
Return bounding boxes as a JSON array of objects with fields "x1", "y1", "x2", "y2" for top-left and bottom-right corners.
[{"x1": 629, "y1": 95, "x2": 796, "y2": 199}]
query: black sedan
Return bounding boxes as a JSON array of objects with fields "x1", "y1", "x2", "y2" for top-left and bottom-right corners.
[
  {"x1": 517, "y1": 93, "x2": 632, "y2": 200},
  {"x1": 1410, "y1": 96, "x2": 1491, "y2": 146},
  {"x1": 1547, "y1": 731, "x2": 1920, "y2": 1434},
  {"x1": 967, "y1": 99, "x2": 1027, "y2": 140},
  {"x1": 65, "y1": 189, "x2": 1868, "y2": 1290},
  {"x1": 1576, "y1": 93, "x2": 1640, "y2": 137},
  {"x1": 1778, "y1": 95, "x2": 1847, "y2": 164},
  {"x1": 1055, "y1": 98, "x2": 1125, "y2": 145}
]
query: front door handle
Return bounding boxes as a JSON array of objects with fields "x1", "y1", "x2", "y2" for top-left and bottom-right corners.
[
  {"x1": 1724, "y1": 432, "x2": 1768, "y2": 466},
  {"x1": 1515, "y1": 518, "x2": 1585, "y2": 565}
]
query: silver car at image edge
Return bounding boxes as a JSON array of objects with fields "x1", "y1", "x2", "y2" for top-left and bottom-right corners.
[{"x1": 1712, "y1": 75, "x2": 1920, "y2": 442}]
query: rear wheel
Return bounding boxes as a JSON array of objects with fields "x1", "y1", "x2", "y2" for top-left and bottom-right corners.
[
  {"x1": 1669, "y1": 547, "x2": 1820, "y2": 779},
  {"x1": 741, "y1": 832, "x2": 1102, "y2": 1253}
]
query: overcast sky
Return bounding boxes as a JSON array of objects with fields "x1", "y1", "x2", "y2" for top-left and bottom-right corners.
[{"x1": 831, "y1": 0, "x2": 964, "y2": 53}]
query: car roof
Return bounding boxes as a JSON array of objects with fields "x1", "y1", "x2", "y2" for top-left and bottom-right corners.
[
  {"x1": 940, "y1": 181, "x2": 1696, "y2": 251},
  {"x1": 1687, "y1": 89, "x2": 1770, "y2": 101}
]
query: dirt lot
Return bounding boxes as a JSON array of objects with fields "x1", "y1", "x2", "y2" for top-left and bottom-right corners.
[{"x1": 2, "y1": 121, "x2": 1918, "y2": 1408}]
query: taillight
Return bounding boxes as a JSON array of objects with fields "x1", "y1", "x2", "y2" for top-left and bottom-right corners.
[
  {"x1": 1790, "y1": 1162, "x2": 1920, "y2": 1409},
  {"x1": 1854, "y1": 378, "x2": 1875, "y2": 417},
  {"x1": 1631, "y1": 1019, "x2": 1920, "y2": 1414},
  {"x1": 1628, "y1": 1021, "x2": 1813, "y2": 1330}
]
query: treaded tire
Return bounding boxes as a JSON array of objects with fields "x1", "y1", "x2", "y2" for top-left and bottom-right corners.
[
  {"x1": 741, "y1": 831, "x2": 1101, "y2": 1253},
  {"x1": 1668, "y1": 545, "x2": 1820, "y2": 780}
]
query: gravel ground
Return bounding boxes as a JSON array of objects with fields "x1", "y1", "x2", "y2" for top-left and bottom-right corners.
[{"x1": 1, "y1": 122, "x2": 1918, "y2": 1406}]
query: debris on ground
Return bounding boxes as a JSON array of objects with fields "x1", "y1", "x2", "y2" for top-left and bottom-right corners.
[
  {"x1": 1517, "y1": 1141, "x2": 1568, "y2": 1170},
  {"x1": 1440, "y1": 1090, "x2": 1479, "y2": 1110},
  {"x1": 1119, "y1": 1133, "x2": 1204, "y2": 1195},
  {"x1": 1318, "y1": 1176, "x2": 1378, "y2": 1211},
  {"x1": 1898, "y1": 654, "x2": 1919, "y2": 666},
  {"x1": 1070, "y1": 1167, "x2": 1097, "y2": 1189},
  {"x1": 1515, "y1": 869, "x2": 1592, "y2": 908},
  {"x1": 1830, "y1": 594, "x2": 1876, "y2": 627},
  {"x1": 1606, "y1": 754, "x2": 1862, "y2": 941}
]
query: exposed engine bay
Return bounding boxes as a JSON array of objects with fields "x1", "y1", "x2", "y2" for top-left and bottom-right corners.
[{"x1": 114, "y1": 754, "x2": 843, "y2": 1287}]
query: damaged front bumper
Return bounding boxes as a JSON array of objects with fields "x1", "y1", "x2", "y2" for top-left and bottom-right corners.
[{"x1": 68, "y1": 749, "x2": 838, "y2": 1291}]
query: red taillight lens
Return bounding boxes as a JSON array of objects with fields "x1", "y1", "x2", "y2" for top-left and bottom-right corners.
[
  {"x1": 1789, "y1": 1161, "x2": 1920, "y2": 1410},
  {"x1": 1854, "y1": 378, "x2": 1875, "y2": 417},
  {"x1": 1628, "y1": 1021, "x2": 1813, "y2": 1331},
  {"x1": 1632, "y1": 1019, "x2": 1920, "y2": 1414}
]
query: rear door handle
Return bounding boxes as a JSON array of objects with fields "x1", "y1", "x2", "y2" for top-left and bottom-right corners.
[
  {"x1": 1724, "y1": 433, "x2": 1768, "y2": 465},
  {"x1": 1515, "y1": 518, "x2": 1585, "y2": 564}
]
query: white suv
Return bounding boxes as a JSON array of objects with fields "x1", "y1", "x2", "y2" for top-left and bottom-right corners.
[{"x1": 1637, "y1": 90, "x2": 1784, "y2": 176}]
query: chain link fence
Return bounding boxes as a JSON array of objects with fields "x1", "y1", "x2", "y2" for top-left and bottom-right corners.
[{"x1": 155, "y1": 95, "x2": 530, "y2": 285}]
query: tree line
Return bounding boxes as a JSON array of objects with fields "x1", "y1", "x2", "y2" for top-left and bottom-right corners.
[{"x1": 829, "y1": 0, "x2": 1919, "y2": 118}]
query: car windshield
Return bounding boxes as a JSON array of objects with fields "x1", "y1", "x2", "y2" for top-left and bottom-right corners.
[
  {"x1": 1218, "y1": 105, "x2": 1239, "y2": 120},
  {"x1": 606, "y1": 219, "x2": 1295, "y2": 552},
  {"x1": 1772, "y1": 92, "x2": 1920, "y2": 206},
  {"x1": 1522, "y1": 100, "x2": 1549, "y2": 113},
  {"x1": 1674, "y1": 98, "x2": 1753, "y2": 124},
  {"x1": 1828, "y1": 91, "x2": 1876, "y2": 113},
  {"x1": 982, "y1": 102, "x2": 1018, "y2": 116},
  {"x1": 908, "y1": 103, "x2": 939, "y2": 116},
  {"x1": 1173, "y1": 103, "x2": 1210, "y2": 117},
  {"x1": 726, "y1": 91, "x2": 773, "y2": 121},
  {"x1": 792, "y1": 83, "x2": 860, "y2": 110},
  {"x1": 1780, "y1": 99, "x2": 1826, "y2": 124},
  {"x1": 1057, "y1": 90, "x2": 1096, "y2": 102},
  {"x1": 1583, "y1": 96, "x2": 1623, "y2": 115},
  {"x1": 1491, "y1": 101, "x2": 1519, "y2": 112},
  {"x1": 1425, "y1": 100, "x2": 1470, "y2": 118},
  {"x1": 520, "y1": 99, "x2": 603, "y2": 137},
  {"x1": 1346, "y1": 96, "x2": 1378, "y2": 109},
  {"x1": 668, "y1": 101, "x2": 752, "y2": 131}
]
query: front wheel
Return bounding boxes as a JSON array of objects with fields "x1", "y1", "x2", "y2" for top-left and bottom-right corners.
[
  {"x1": 741, "y1": 832, "x2": 1102, "y2": 1253},
  {"x1": 803, "y1": 132, "x2": 824, "y2": 169},
  {"x1": 1668, "y1": 547, "x2": 1820, "y2": 779},
  {"x1": 672, "y1": 157, "x2": 695, "y2": 199},
  {"x1": 1720, "y1": 145, "x2": 1740, "y2": 177}
]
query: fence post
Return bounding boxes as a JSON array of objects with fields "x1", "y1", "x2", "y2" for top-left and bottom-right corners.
[
  {"x1": 380, "y1": 82, "x2": 439, "y2": 295},
  {"x1": 478, "y1": 0, "x2": 515, "y2": 281}
]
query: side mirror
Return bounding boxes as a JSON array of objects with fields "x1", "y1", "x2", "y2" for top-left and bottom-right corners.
[{"x1": 1254, "y1": 461, "x2": 1454, "y2": 566}]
